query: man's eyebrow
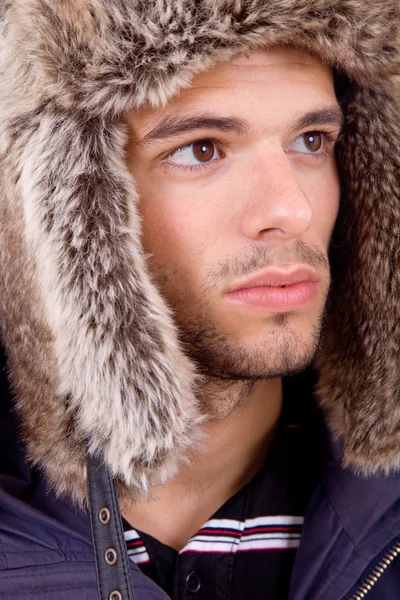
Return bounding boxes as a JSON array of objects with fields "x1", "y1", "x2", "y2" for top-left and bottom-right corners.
[
  {"x1": 140, "y1": 114, "x2": 250, "y2": 147},
  {"x1": 139, "y1": 106, "x2": 344, "y2": 147},
  {"x1": 289, "y1": 107, "x2": 344, "y2": 134}
]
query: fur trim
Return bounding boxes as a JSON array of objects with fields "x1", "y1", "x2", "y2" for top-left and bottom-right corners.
[
  {"x1": 316, "y1": 82, "x2": 400, "y2": 476},
  {"x1": 0, "y1": 0, "x2": 399, "y2": 504}
]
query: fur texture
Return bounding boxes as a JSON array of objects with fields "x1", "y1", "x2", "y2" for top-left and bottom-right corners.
[{"x1": 0, "y1": 0, "x2": 398, "y2": 505}]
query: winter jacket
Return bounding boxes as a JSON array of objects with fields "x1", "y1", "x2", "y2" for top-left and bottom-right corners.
[{"x1": 0, "y1": 1, "x2": 399, "y2": 599}]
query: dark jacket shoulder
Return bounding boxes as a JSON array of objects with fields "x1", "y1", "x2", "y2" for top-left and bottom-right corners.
[{"x1": 0, "y1": 348, "x2": 168, "y2": 600}]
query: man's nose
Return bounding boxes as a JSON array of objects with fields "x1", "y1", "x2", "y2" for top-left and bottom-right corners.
[{"x1": 239, "y1": 147, "x2": 313, "y2": 242}]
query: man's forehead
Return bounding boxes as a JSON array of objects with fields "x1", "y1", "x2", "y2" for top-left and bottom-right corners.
[{"x1": 190, "y1": 47, "x2": 333, "y2": 85}]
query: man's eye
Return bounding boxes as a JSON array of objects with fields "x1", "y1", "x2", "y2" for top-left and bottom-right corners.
[
  {"x1": 287, "y1": 132, "x2": 326, "y2": 154},
  {"x1": 167, "y1": 139, "x2": 222, "y2": 166}
]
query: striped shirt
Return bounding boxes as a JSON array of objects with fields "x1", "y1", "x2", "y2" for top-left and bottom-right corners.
[{"x1": 123, "y1": 374, "x2": 317, "y2": 599}]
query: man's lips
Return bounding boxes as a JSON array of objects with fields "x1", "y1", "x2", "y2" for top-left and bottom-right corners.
[
  {"x1": 224, "y1": 266, "x2": 319, "y2": 292},
  {"x1": 223, "y1": 266, "x2": 319, "y2": 312}
]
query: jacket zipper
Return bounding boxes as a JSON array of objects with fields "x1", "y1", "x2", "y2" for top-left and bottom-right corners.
[{"x1": 348, "y1": 541, "x2": 400, "y2": 599}]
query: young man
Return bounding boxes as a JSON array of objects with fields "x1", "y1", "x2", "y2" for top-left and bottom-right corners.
[{"x1": 0, "y1": 2, "x2": 398, "y2": 599}]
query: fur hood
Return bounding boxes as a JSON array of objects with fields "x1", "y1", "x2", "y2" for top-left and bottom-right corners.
[{"x1": 0, "y1": 0, "x2": 399, "y2": 507}]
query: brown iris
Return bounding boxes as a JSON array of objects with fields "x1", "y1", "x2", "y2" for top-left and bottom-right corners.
[
  {"x1": 304, "y1": 133, "x2": 323, "y2": 152},
  {"x1": 192, "y1": 140, "x2": 215, "y2": 162}
]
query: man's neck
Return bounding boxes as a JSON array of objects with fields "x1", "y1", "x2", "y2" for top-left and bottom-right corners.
[{"x1": 122, "y1": 377, "x2": 283, "y2": 550}]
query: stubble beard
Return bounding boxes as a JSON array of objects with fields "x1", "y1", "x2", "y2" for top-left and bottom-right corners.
[
  {"x1": 151, "y1": 242, "x2": 330, "y2": 416},
  {"x1": 171, "y1": 289, "x2": 327, "y2": 418},
  {"x1": 176, "y1": 293, "x2": 326, "y2": 381}
]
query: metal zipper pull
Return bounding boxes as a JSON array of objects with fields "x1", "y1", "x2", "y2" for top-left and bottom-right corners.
[{"x1": 348, "y1": 541, "x2": 400, "y2": 599}]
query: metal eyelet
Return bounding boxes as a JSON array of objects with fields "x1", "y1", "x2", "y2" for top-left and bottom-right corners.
[
  {"x1": 99, "y1": 507, "x2": 111, "y2": 525},
  {"x1": 109, "y1": 591, "x2": 122, "y2": 600},
  {"x1": 104, "y1": 547, "x2": 118, "y2": 566}
]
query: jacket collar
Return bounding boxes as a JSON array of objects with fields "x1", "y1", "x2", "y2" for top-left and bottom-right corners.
[{"x1": 290, "y1": 394, "x2": 400, "y2": 600}]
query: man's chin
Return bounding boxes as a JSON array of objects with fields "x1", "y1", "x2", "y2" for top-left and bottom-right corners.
[{"x1": 188, "y1": 332, "x2": 321, "y2": 381}]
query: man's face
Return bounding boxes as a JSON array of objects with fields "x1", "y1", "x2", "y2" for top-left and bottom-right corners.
[{"x1": 125, "y1": 48, "x2": 341, "y2": 380}]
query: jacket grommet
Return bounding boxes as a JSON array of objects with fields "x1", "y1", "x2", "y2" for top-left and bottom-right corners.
[
  {"x1": 99, "y1": 507, "x2": 111, "y2": 525},
  {"x1": 105, "y1": 548, "x2": 118, "y2": 566},
  {"x1": 87, "y1": 455, "x2": 135, "y2": 599}
]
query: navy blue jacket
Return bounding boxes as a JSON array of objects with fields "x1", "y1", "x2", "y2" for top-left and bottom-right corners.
[{"x1": 2, "y1": 349, "x2": 400, "y2": 600}]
